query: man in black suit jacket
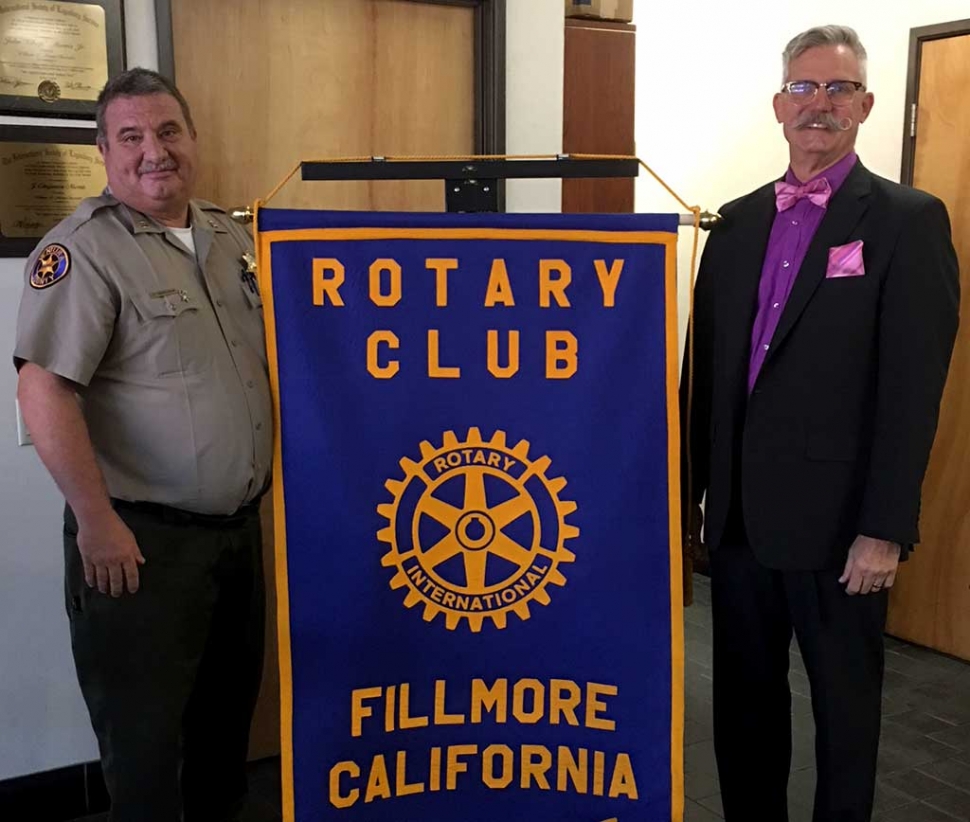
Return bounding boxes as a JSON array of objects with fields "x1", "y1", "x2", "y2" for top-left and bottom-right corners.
[{"x1": 683, "y1": 25, "x2": 960, "y2": 822}]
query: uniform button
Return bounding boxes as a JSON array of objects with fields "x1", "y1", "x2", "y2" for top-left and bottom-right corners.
[
  {"x1": 216, "y1": 299, "x2": 224, "y2": 307},
  {"x1": 247, "y1": 380, "x2": 255, "y2": 388},
  {"x1": 231, "y1": 339, "x2": 239, "y2": 347},
  {"x1": 773, "y1": 302, "x2": 780, "y2": 309},
  {"x1": 782, "y1": 260, "x2": 791, "y2": 268},
  {"x1": 255, "y1": 422, "x2": 263, "y2": 431},
  {"x1": 763, "y1": 343, "x2": 769, "y2": 351},
  {"x1": 791, "y1": 220, "x2": 799, "y2": 226}
]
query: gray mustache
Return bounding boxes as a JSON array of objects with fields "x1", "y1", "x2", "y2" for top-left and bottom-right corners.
[
  {"x1": 794, "y1": 112, "x2": 844, "y2": 130},
  {"x1": 139, "y1": 161, "x2": 178, "y2": 173}
]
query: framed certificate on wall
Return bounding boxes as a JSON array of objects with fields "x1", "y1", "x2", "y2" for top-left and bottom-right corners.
[
  {"x1": 0, "y1": 124, "x2": 105, "y2": 256},
  {"x1": 0, "y1": 0, "x2": 125, "y2": 118}
]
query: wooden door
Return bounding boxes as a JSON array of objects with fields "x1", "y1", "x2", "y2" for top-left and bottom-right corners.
[
  {"x1": 169, "y1": 0, "x2": 478, "y2": 758},
  {"x1": 888, "y1": 27, "x2": 970, "y2": 660},
  {"x1": 561, "y1": 18, "x2": 635, "y2": 213},
  {"x1": 171, "y1": 0, "x2": 476, "y2": 212}
]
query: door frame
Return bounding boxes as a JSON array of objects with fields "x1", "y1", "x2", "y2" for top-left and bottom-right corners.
[
  {"x1": 153, "y1": 0, "x2": 506, "y2": 157},
  {"x1": 901, "y1": 17, "x2": 970, "y2": 184}
]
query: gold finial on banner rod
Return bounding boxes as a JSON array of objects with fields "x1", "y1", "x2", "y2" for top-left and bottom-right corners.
[
  {"x1": 231, "y1": 206, "x2": 255, "y2": 224},
  {"x1": 680, "y1": 211, "x2": 723, "y2": 230}
]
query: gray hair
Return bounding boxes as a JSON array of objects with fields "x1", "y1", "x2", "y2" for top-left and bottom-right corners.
[
  {"x1": 781, "y1": 25, "x2": 868, "y2": 85},
  {"x1": 95, "y1": 67, "x2": 196, "y2": 143}
]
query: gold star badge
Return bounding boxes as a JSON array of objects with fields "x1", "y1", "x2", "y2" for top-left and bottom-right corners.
[{"x1": 30, "y1": 244, "x2": 71, "y2": 290}]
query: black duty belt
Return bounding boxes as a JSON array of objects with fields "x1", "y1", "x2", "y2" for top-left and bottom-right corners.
[{"x1": 110, "y1": 498, "x2": 261, "y2": 528}]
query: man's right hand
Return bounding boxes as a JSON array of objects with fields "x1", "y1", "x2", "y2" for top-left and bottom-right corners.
[
  {"x1": 17, "y1": 364, "x2": 146, "y2": 597},
  {"x1": 76, "y1": 510, "x2": 146, "y2": 596}
]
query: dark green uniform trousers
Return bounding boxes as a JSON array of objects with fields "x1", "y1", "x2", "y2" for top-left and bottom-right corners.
[{"x1": 64, "y1": 500, "x2": 265, "y2": 822}]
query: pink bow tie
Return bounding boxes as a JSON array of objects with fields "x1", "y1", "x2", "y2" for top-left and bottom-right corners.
[{"x1": 775, "y1": 178, "x2": 832, "y2": 211}]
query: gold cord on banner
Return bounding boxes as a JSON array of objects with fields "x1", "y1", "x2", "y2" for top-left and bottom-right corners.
[{"x1": 258, "y1": 153, "x2": 705, "y2": 602}]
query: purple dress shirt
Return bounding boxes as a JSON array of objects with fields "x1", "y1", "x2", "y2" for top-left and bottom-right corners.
[{"x1": 747, "y1": 152, "x2": 858, "y2": 393}]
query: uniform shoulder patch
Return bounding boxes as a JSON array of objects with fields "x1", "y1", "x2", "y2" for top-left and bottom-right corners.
[{"x1": 30, "y1": 244, "x2": 71, "y2": 289}]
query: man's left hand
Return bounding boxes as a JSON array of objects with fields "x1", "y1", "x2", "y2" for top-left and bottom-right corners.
[{"x1": 839, "y1": 535, "x2": 901, "y2": 595}]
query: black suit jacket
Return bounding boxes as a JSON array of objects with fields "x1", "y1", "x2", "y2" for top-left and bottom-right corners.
[{"x1": 683, "y1": 161, "x2": 960, "y2": 570}]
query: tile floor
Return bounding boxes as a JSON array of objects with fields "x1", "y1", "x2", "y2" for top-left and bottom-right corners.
[
  {"x1": 683, "y1": 576, "x2": 970, "y2": 822},
  {"x1": 71, "y1": 574, "x2": 970, "y2": 822}
]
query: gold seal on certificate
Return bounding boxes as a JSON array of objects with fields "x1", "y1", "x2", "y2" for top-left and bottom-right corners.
[
  {"x1": 37, "y1": 79, "x2": 61, "y2": 102},
  {"x1": 0, "y1": 1, "x2": 109, "y2": 104}
]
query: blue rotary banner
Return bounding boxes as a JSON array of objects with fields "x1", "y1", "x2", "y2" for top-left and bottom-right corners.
[{"x1": 256, "y1": 208, "x2": 684, "y2": 822}]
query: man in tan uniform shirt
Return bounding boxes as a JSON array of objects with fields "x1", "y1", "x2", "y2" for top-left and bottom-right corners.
[{"x1": 15, "y1": 69, "x2": 271, "y2": 822}]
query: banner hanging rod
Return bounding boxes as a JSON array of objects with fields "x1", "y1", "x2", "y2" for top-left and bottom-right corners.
[
  {"x1": 300, "y1": 156, "x2": 639, "y2": 182},
  {"x1": 292, "y1": 157, "x2": 719, "y2": 228}
]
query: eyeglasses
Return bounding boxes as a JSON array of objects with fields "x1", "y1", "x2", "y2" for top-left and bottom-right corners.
[{"x1": 781, "y1": 80, "x2": 866, "y2": 105}]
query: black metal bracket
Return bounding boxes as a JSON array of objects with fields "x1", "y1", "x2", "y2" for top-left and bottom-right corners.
[
  {"x1": 445, "y1": 177, "x2": 500, "y2": 213},
  {"x1": 300, "y1": 156, "x2": 640, "y2": 213}
]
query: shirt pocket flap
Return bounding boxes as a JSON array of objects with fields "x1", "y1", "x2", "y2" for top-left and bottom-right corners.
[
  {"x1": 127, "y1": 289, "x2": 208, "y2": 377},
  {"x1": 131, "y1": 289, "x2": 201, "y2": 320}
]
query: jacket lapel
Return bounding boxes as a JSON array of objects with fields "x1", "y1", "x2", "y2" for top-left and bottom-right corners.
[
  {"x1": 720, "y1": 183, "x2": 776, "y2": 386},
  {"x1": 764, "y1": 162, "x2": 872, "y2": 363}
]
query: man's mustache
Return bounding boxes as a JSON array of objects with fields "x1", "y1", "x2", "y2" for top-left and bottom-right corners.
[
  {"x1": 793, "y1": 112, "x2": 846, "y2": 131},
  {"x1": 138, "y1": 160, "x2": 178, "y2": 174}
]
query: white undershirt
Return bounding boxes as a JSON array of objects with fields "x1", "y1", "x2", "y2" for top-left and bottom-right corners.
[{"x1": 169, "y1": 225, "x2": 196, "y2": 255}]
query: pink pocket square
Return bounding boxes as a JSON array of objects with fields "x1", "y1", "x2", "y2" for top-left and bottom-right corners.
[{"x1": 826, "y1": 240, "x2": 865, "y2": 278}]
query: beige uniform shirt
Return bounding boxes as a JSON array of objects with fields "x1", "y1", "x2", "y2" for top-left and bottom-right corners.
[{"x1": 15, "y1": 192, "x2": 272, "y2": 515}]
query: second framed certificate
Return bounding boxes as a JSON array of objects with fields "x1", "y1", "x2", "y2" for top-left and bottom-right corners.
[
  {"x1": 0, "y1": 125, "x2": 106, "y2": 256},
  {"x1": 0, "y1": 0, "x2": 125, "y2": 118}
]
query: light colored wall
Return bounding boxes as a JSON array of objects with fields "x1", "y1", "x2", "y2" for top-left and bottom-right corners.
[
  {"x1": 505, "y1": 0, "x2": 564, "y2": 211},
  {"x1": 0, "y1": 0, "x2": 563, "y2": 780},
  {"x1": 633, "y1": 0, "x2": 970, "y2": 348},
  {"x1": 0, "y1": 259, "x2": 92, "y2": 781},
  {"x1": 125, "y1": 0, "x2": 160, "y2": 72}
]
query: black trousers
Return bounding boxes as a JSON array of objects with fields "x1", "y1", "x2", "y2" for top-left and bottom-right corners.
[
  {"x1": 63, "y1": 501, "x2": 266, "y2": 822},
  {"x1": 710, "y1": 539, "x2": 888, "y2": 822}
]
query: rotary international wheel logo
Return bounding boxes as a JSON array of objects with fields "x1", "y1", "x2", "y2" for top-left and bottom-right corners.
[{"x1": 378, "y1": 428, "x2": 579, "y2": 632}]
